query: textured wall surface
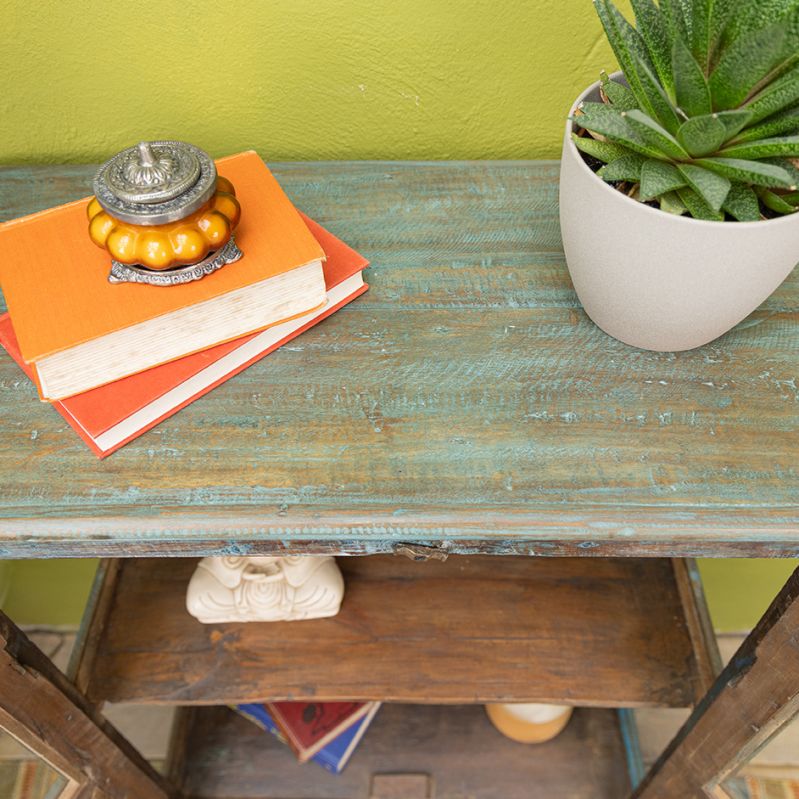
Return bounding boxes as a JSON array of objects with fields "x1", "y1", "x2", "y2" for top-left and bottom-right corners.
[
  {"x1": 1, "y1": 0, "x2": 794, "y2": 630},
  {"x1": 1, "y1": 0, "x2": 625, "y2": 163}
]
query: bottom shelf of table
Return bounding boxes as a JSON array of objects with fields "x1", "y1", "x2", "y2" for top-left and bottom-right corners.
[{"x1": 167, "y1": 704, "x2": 633, "y2": 799}]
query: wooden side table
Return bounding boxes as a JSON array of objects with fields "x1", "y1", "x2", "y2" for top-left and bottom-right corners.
[{"x1": 0, "y1": 161, "x2": 797, "y2": 799}]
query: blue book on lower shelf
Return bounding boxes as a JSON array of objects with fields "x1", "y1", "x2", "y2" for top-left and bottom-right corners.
[{"x1": 236, "y1": 702, "x2": 380, "y2": 774}]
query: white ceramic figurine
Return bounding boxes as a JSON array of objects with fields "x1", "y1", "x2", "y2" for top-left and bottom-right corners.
[{"x1": 185, "y1": 555, "x2": 344, "y2": 623}]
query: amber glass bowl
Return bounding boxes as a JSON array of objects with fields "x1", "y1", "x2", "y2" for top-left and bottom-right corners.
[{"x1": 87, "y1": 176, "x2": 241, "y2": 271}]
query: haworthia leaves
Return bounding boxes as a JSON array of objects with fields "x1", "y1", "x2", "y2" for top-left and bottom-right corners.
[
  {"x1": 734, "y1": 105, "x2": 799, "y2": 141},
  {"x1": 601, "y1": 72, "x2": 638, "y2": 110},
  {"x1": 639, "y1": 159, "x2": 687, "y2": 198},
  {"x1": 630, "y1": 0, "x2": 675, "y2": 96},
  {"x1": 720, "y1": 0, "x2": 799, "y2": 52},
  {"x1": 677, "y1": 114, "x2": 727, "y2": 155},
  {"x1": 677, "y1": 186, "x2": 726, "y2": 219},
  {"x1": 758, "y1": 186, "x2": 799, "y2": 213},
  {"x1": 672, "y1": 36, "x2": 713, "y2": 116},
  {"x1": 594, "y1": 0, "x2": 661, "y2": 121},
  {"x1": 634, "y1": 55, "x2": 682, "y2": 133},
  {"x1": 696, "y1": 156, "x2": 796, "y2": 186},
  {"x1": 571, "y1": 133, "x2": 632, "y2": 164},
  {"x1": 573, "y1": 104, "x2": 667, "y2": 159},
  {"x1": 745, "y1": 63, "x2": 799, "y2": 123},
  {"x1": 720, "y1": 135, "x2": 799, "y2": 158},
  {"x1": 690, "y1": 0, "x2": 711, "y2": 68},
  {"x1": 767, "y1": 156, "x2": 799, "y2": 183},
  {"x1": 678, "y1": 163, "x2": 732, "y2": 210},
  {"x1": 722, "y1": 183, "x2": 762, "y2": 220},
  {"x1": 659, "y1": 190, "x2": 689, "y2": 214},
  {"x1": 708, "y1": 0, "x2": 738, "y2": 67},
  {"x1": 586, "y1": 0, "x2": 799, "y2": 220},
  {"x1": 709, "y1": 20, "x2": 788, "y2": 110},
  {"x1": 598, "y1": 154, "x2": 647, "y2": 181},
  {"x1": 714, "y1": 110, "x2": 754, "y2": 139},
  {"x1": 661, "y1": 0, "x2": 690, "y2": 43},
  {"x1": 624, "y1": 109, "x2": 689, "y2": 158}
]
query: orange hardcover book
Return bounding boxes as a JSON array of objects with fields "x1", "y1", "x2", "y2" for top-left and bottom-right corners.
[
  {"x1": 0, "y1": 214, "x2": 368, "y2": 458},
  {"x1": 0, "y1": 151, "x2": 327, "y2": 400}
]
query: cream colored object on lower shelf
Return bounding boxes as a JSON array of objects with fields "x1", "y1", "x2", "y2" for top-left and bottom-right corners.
[{"x1": 185, "y1": 556, "x2": 345, "y2": 623}]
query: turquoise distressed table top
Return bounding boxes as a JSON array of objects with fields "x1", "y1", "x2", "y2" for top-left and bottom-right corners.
[{"x1": 0, "y1": 162, "x2": 797, "y2": 558}]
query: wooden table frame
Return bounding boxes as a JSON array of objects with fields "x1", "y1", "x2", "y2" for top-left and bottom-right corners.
[{"x1": 1, "y1": 161, "x2": 798, "y2": 798}]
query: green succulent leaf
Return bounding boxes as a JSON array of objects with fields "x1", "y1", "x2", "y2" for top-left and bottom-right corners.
[
  {"x1": 708, "y1": 0, "x2": 738, "y2": 66},
  {"x1": 720, "y1": 135, "x2": 799, "y2": 158},
  {"x1": 722, "y1": 183, "x2": 762, "y2": 220},
  {"x1": 624, "y1": 109, "x2": 690, "y2": 158},
  {"x1": 661, "y1": 0, "x2": 690, "y2": 43},
  {"x1": 672, "y1": 36, "x2": 713, "y2": 116},
  {"x1": 714, "y1": 110, "x2": 755, "y2": 139},
  {"x1": 630, "y1": 0, "x2": 676, "y2": 96},
  {"x1": 677, "y1": 163, "x2": 732, "y2": 210},
  {"x1": 633, "y1": 54, "x2": 683, "y2": 133},
  {"x1": 573, "y1": 103, "x2": 667, "y2": 159},
  {"x1": 598, "y1": 154, "x2": 647, "y2": 181},
  {"x1": 734, "y1": 105, "x2": 799, "y2": 141},
  {"x1": 594, "y1": 0, "x2": 662, "y2": 121},
  {"x1": 720, "y1": 0, "x2": 799, "y2": 51},
  {"x1": 640, "y1": 159, "x2": 688, "y2": 199},
  {"x1": 600, "y1": 72, "x2": 638, "y2": 110},
  {"x1": 745, "y1": 62, "x2": 799, "y2": 124},
  {"x1": 677, "y1": 186, "x2": 726, "y2": 219},
  {"x1": 659, "y1": 190, "x2": 689, "y2": 214},
  {"x1": 709, "y1": 20, "x2": 789, "y2": 110},
  {"x1": 677, "y1": 114, "x2": 728, "y2": 155},
  {"x1": 571, "y1": 133, "x2": 633, "y2": 164},
  {"x1": 696, "y1": 156, "x2": 796, "y2": 187},
  {"x1": 782, "y1": 189, "x2": 799, "y2": 204},
  {"x1": 758, "y1": 186, "x2": 799, "y2": 213},
  {"x1": 690, "y1": 0, "x2": 711, "y2": 67},
  {"x1": 766, "y1": 156, "x2": 799, "y2": 183}
]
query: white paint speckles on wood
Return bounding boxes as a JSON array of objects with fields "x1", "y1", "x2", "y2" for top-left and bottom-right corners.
[{"x1": 0, "y1": 162, "x2": 797, "y2": 557}]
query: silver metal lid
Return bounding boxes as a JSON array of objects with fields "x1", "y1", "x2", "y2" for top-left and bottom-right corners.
[{"x1": 93, "y1": 140, "x2": 217, "y2": 225}]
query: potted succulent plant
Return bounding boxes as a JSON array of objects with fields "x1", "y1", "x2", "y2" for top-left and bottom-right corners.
[{"x1": 559, "y1": 0, "x2": 799, "y2": 351}]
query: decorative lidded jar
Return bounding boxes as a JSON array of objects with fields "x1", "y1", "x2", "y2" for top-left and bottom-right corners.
[{"x1": 87, "y1": 140, "x2": 242, "y2": 285}]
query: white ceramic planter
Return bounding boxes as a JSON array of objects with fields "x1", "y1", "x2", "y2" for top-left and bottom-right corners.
[{"x1": 559, "y1": 77, "x2": 799, "y2": 351}]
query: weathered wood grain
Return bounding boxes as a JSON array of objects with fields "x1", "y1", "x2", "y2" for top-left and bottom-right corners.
[
  {"x1": 0, "y1": 162, "x2": 797, "y2": 557},
  {"x1": 0, "y1": 611, "x2": 171, "y2": 799},
  {"x1": 170, "y1": 704, "x2": 631, "y2": 799},
  {"x1": 633, "y1": 566, "x2": 799, "y2": 798},
  {"x1": 81, "y1": 555, "x2": 713, "y2": 707}
]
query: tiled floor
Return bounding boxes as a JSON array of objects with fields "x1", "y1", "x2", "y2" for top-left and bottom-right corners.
[{"x1": 1, "y1": 629, "x2": 798, "y2": 796}]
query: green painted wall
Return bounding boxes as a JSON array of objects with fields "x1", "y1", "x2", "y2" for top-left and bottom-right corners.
[
  {"x1": 1, "y1": 0, "x2": 796, "y2": 630},
  {"x1": 2, "y1": 0, "x2": 629, "y2": 164},
  {"x1": 1, "y1": 561, "x2": 98, "y2": 627}
]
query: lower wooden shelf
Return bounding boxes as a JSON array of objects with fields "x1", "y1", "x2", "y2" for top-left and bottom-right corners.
[
  {"x1": 167, "y1": 704, "x2": 632, "y2": 799},
  {"x1": 74, "y1": 555, "x2": 718, "y2": 707}
]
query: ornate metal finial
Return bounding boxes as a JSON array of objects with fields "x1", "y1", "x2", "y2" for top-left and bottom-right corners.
[
  {"x1": 92, "y1": 140, "x2": 217, "y2": 225},
  {"x1": 121, "y1": 142, "x2": 179, "y2": 191}
]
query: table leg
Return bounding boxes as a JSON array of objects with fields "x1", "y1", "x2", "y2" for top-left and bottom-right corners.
[{"x1": 633, "y1": 566, "x2": 799, "y2": 799}]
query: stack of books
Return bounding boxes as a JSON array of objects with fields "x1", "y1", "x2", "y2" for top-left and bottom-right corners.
[
  {"x1": 0, "y1": 152, "x2": 368, "y2": 456},
  {"x1": 236, "y1": 701, "x2": 381, "y2": 774}
]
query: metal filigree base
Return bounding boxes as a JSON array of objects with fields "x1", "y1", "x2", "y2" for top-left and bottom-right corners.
[{"x1": 108, "y1": 236, "x2": 242, "y2": 286}]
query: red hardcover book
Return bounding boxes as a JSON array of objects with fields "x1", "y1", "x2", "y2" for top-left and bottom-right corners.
[
  {"x1": 0, "y1": 214, "x2": 368, "y2": 457},
  {"x1": 266, "y1": 702, "x2": 375, "y2": 763}
]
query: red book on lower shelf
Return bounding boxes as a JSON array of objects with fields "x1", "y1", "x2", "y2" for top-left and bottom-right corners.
[
  {"x1": 0, "y1": 214, "x2": 368, "y2": 457},
  {"x1": 266, "y1": 702, "x2": 376, "y2": 764}
]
